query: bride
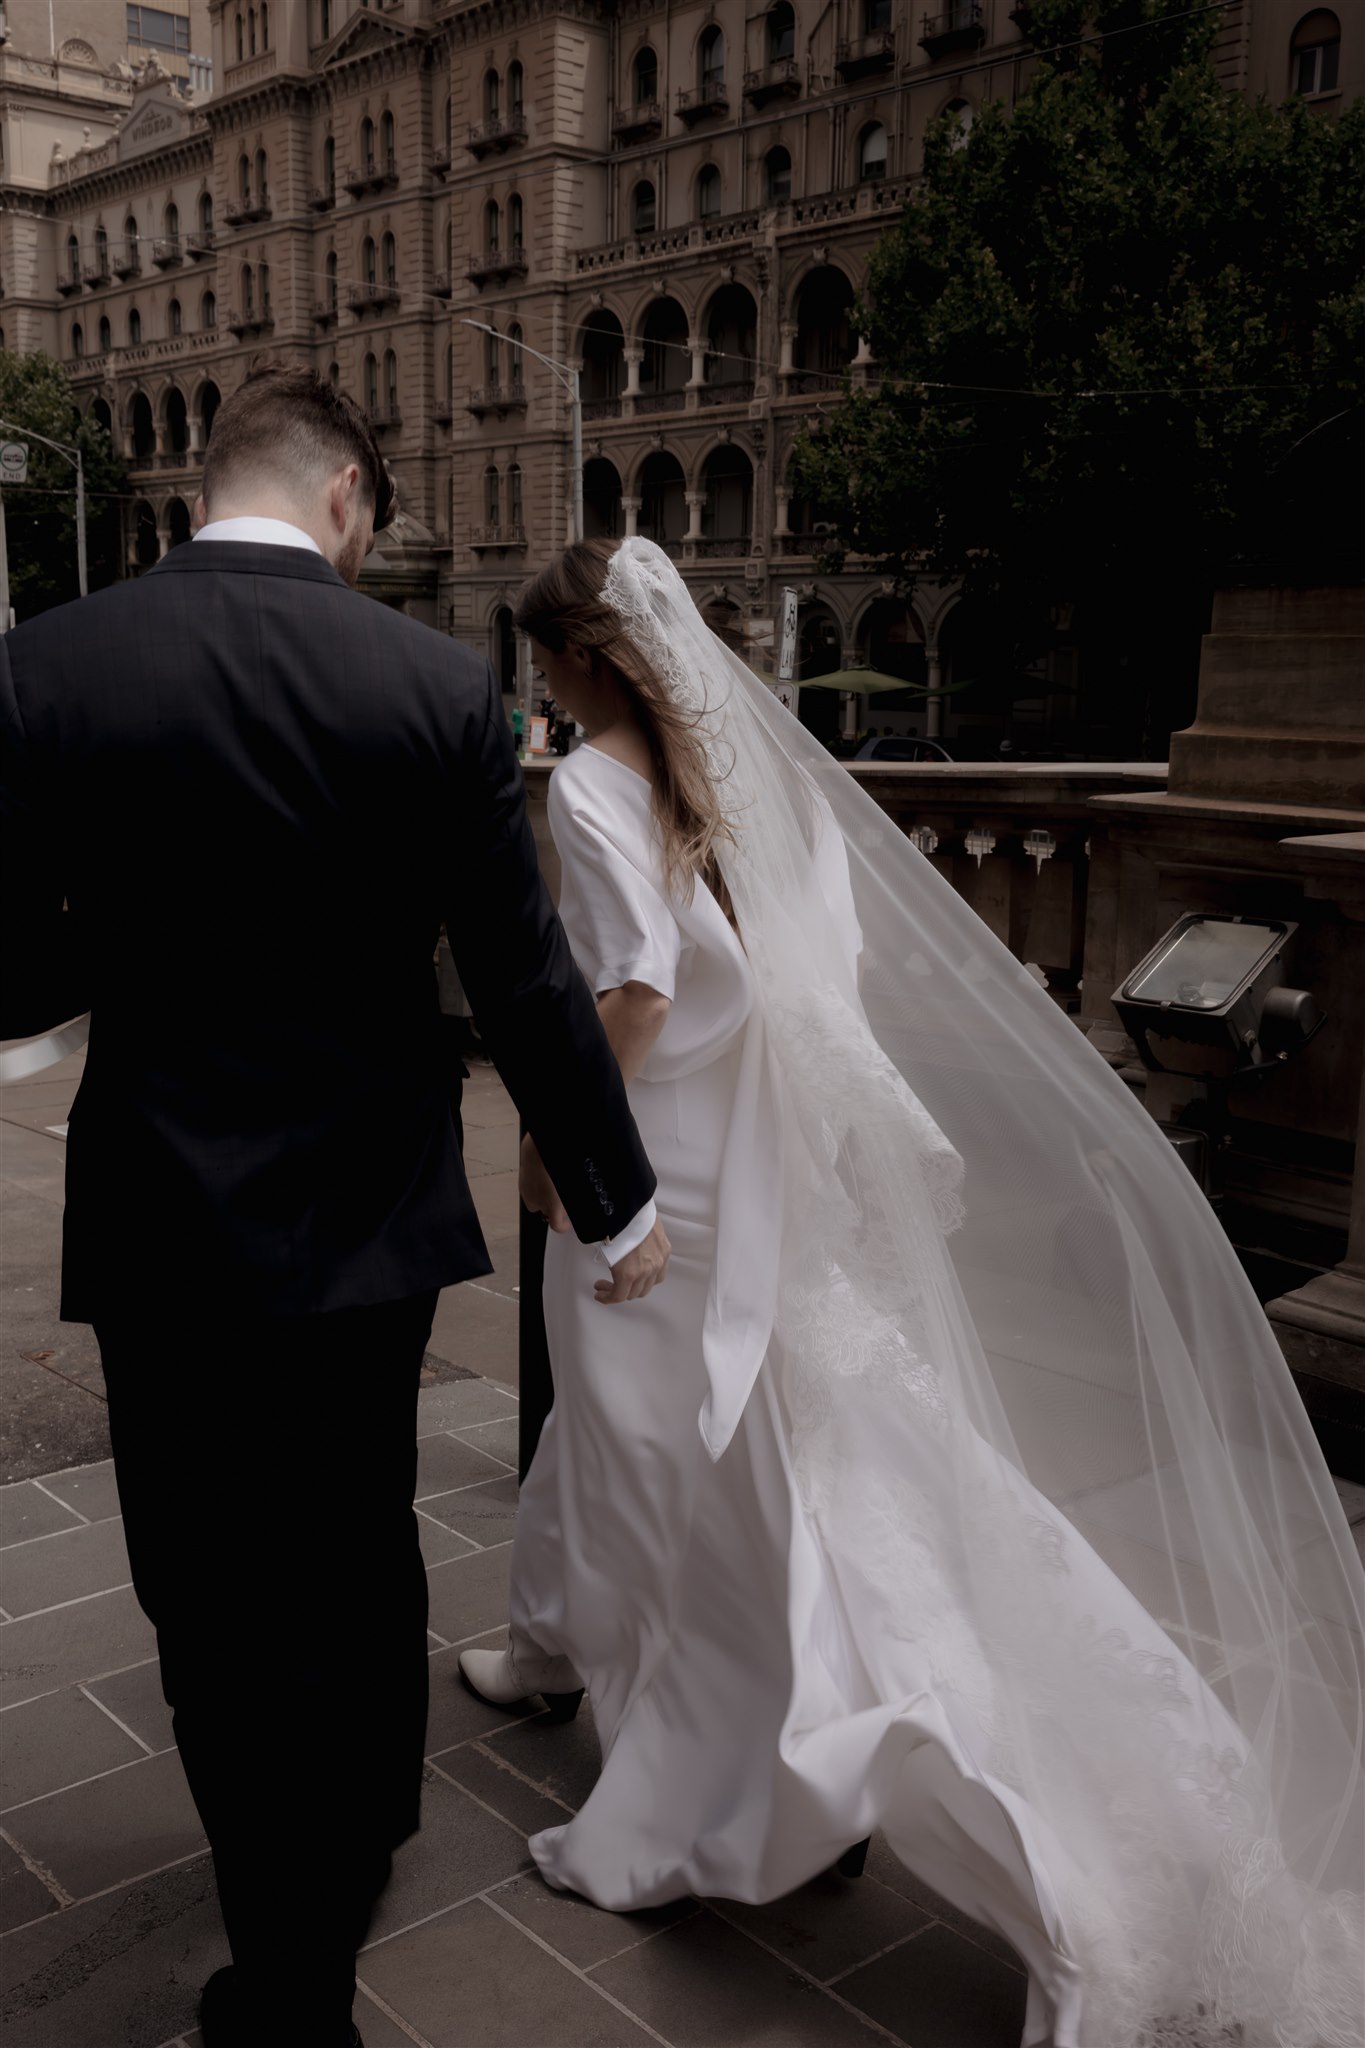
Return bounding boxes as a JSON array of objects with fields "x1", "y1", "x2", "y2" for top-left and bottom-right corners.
[{"x1": 458, "y1": 537, "x2": 1364, "y2": 2048}]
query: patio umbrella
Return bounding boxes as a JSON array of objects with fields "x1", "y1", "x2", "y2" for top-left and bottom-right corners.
[{"x1": 800, "y1": 667, "x2": 973, "y2": 695}]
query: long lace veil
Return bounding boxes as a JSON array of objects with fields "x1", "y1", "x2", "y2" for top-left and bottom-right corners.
[{"x1": 601, "y1": 537, "x2": 1363, "y2": 2045}]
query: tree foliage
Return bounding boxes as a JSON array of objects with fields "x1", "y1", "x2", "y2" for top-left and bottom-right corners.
[
  {"x1": 0, "y1": 350, "x2": 126, "y2": 621},
  {"x1": 793, "y1": 0, "x2": 1365, "y2": 669}
]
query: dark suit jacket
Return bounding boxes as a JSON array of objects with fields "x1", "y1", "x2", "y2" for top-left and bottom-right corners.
[{"x1": 0, "y1": 541, "x2": 655, "y2": 1321}]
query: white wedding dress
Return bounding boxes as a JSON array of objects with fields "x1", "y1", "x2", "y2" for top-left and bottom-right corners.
[{"x1": 498, "y1": 542, "x2": 1362, "y2": 2048}]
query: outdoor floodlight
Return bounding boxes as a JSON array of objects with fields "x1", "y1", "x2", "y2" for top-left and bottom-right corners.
[{"x1": 1112, "y1": 914, "x2": 1324, "y2": 1078}]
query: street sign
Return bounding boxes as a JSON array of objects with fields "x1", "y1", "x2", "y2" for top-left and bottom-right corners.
[
  {"x1": 777, "y1": 586, "x2": 797, "y2": 682},
  {"x1": 0, "y1": 442, "x2": 29, "y2": 485},
  {"x1": 773, "y1": 681, "x2": 798, "y2": 715}
]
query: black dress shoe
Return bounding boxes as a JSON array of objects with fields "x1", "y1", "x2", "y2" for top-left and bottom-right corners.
[{"x1": 199, "y1": 1964, "x2": 365, "y2": 2046}]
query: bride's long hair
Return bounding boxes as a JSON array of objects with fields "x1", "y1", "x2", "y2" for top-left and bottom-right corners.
[{"x1": 514, "y1": 539, "x2": 734, "y2": 919}]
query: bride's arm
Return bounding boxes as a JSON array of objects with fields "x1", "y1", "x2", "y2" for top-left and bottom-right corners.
[{"x1": 595, "y1": 980, "x2": 671, "y2": 1084}]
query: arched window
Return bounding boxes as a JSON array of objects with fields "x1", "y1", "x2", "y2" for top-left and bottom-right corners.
[
  {"x1": 858, "y1": 122, "x2": 887, "y2": 181},
  {"x1": 320, "y1": 0, "x2": 331, "y2": 37},
  {"x1": 328, "y1": 359, "x2": 340, "y2": 389},
  {"x1": 508, "y1": 462, "x2": 523, "y2": 528},
  {"x1": 199, "y1": 190, "x2": 213, "y2": 236},
  {"x1": 99, "y1": 314, "x2": 112, "y2": 351},
  {"x1": 485, "y1": 69, "x2": 500, "y2": 120},
  {"x1": 360, "y1": 116, "x2": 374, "y2": 172},
  {"x1": 166, "y1": 388, "x2": 188, "y2": 454},
  {"x1": 128, "y1": 306, "x2": 142, "y2": 345},
  {"x1": 66, "y1": 233, "x2": 80, "y2": 283},
  {"x1": 325, "y1": 249, "x2": 337, "y2": 310},
  {"x1": 445, "y1": 340, "x2": 454, "y2": 403},
  {"x1": 508, "y1": 323, "x2": 524, "y2": 391},
  {"x1": 699, "y1": 24, "x2": 724, "y2": 87},
  {"x1": 362, "y1": 235, "x2": 376, "y2": 284},
  {"x1": 248, "y1": 6, "x2": 256, "y2": 56},
  {"x1": 485, "y1": 199, "x2": 501, "y2": 252},
  {"x1": 364, "y1": 351, "x2": 378, "y2": 413},
  {"x1": 165, "y1": 200, "x2": 179, "y2": 240},
  {"x1": 632, "y1": 179, "x2": 656, "y2": 233},
  {"x1": 169, "y1": 297, "x2": 182, "y2": 335},
  {"x1": 1292, "y1": 10, "x2": 1341, "y2": 94},
  {"x1": 485, "y1": 326, "x2": 501, "y2": 386},
  {"x1": 941, "y1": 97, "x2": 973, "y2": 144},
  {"x1": 258, "y1": 261, "x2": 270, "y2": 318},
  {"x1": 864, "y1": 0, "x2": 891, "y2": 28},
  {"x1": 95, "y1": 225, "x2": 108, "y2": 269},
  {"x1": 767, "y1": 2, "x2": 795, "y2": 62},
  {"x1": 238, "y1": 154, "x2": 251, "y2": 203},
  {"x1": 634, "y1": 46, "x2": 657, "y2": 103},
  {"x1": 384, "y1": 348, "x2": 398, "y2": 411},
  {"x1": 697, "y1": 164, "x2": 721, "y2": 220},
  {"x1": 485, "y1": 464, "x2": 501, "y2": 525},
  {"x1": 323, "y1": 134, "x2": 335, "y2": 193},
  {"x1": 242, "y1": 262, "x2": 254, "y2": 314},
  {"x1": 201, "y1": 381, "x2": 221, "y2": 442},
  {"x1": 71, "y1": 322, "x2": 84, "y2": 359},
  {"x1": 255, "y1": 149, "x2": 268, "y2": 203},
  {"x1": 508, "y1": 61, "x2": 524, "y2": 113},
  {"x1": 125, "y1": 214, "x2": 139, "y2": 264},
  {"x1": 380, "y1": 109, "x2": 395, "y2": 169},
  {"x1": 765, "y1": 145, "x2": 792, "y2": 204},
  {"x1": 260, "y1": 1, "x2": 269, "y2": 48},
  {"x1": 235, "y1": 10, "x2": 243, "y2": 61},
  {"x1": 201, "y1": 291, "x2": 216, "y2": 329},
  {"x1": 509, "y1": 194, "x2": 524, "y2": 249},
  {"x1": 381, "y1": 230, "x2": 397, "y2": 285}
]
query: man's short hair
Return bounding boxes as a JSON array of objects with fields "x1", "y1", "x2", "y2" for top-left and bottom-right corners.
[{"x1": 202, "y1": 361, "x2": 394, "y2": 528}]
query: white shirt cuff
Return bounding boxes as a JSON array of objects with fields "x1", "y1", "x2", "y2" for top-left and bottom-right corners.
[{"x1": 595, "y1": 1197, "x2": 657, "y2": 1268}]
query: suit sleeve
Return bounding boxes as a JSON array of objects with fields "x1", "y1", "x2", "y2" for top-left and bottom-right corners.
[
  {"x1": 0, "y1": 634, "x2": 89, "y2": 1040},
  {"x1": 442, "y1": 659, "x2": 656, "y2": 1246}
]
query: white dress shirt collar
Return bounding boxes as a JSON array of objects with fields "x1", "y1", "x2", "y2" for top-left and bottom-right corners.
[{"x1": 193, "y1": 516, "x2": 322, "y2": 555}]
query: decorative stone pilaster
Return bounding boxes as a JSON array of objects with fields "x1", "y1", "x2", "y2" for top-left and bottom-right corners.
[
  {"x1": 684, "y1": 491, "x2": 706, "y2": 542},
  {"x1": 621, "y1": 496, "x2": 641, "y2": 539}
]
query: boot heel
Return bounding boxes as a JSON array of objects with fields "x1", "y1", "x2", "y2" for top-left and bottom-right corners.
[
  {"x1": 542, "y1": 1688, "x2": 585, "y2": 1724},
  {"x1": 836, "y1": 1838, "x2": 870, "y2": 1879}
]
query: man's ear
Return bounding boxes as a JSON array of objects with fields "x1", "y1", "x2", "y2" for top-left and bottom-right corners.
[
  {"x1": 191, "y1": 495, "x2": 207, "y2": 532},
  {"x1": 327, "y1": 463, "x2": 361, "y2": 534}
]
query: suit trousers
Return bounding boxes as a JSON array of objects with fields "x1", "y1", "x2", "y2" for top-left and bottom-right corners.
[{"x1": 96, "y1": 1290, "x2": 439, "y2": 2041}]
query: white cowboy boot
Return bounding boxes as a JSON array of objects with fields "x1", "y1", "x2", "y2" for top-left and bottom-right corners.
[{"x1": 458, "y1": 1636, "x2": 585, "y2": 1723}]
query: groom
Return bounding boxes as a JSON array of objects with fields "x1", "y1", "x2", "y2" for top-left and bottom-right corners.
[{"x1": 0, "y1": 365, "x2": 667, "y2": 2046}]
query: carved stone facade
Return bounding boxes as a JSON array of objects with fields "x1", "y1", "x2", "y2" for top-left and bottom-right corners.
[{"x1": 1, "y1": 0, "x2": 1357, "y2": 724}]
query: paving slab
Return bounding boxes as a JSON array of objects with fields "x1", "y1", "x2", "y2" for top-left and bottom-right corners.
[
  {"x1": 0, "y1": 1517, "x2": 131, "y2": 1619},
  {"x1": 423, "y1": 1640, "x2": 547, "y2": 1757},
  {"x1": 423, "y1": 1544, "x2": 513, "y2": 1646},
  {"x1": 417, "y1": 1513, "x2": 479, "y2": 1571},
  {"x1": 420, "y1": 1473, "x2": 519, "y2": 1549},
  {"x1": 0, "y1": 1686, "x2": 145, "y2": 1813},
  {"x1": 365, "y1": 1766, "x2": 532, "y2": 1946},
  {"x1": 82, "y1": 1660, "x2": 176, "y2": 1756},
  {"x1": 862, "y1": 1838, "x2": 1025, "y2": 1973},
  {"x1": 592, "y1": 1906, "x2": 892, "y2": 2047},
  {"x1": 712, "y1": 1870, "x2": 933, "y2": 1986},
  {"x1": 0, "y1": 1852, "x2": 222, "y2": 2048},
  {"x1": 2, "y1": 1747, "x2": 205, "y2": 1904},
  {"x1": 427, "y1": 1284, "x2": 520, "y2": 1389},
  {"x1": 481, "y1": 1709, "x2": 604, "y2": 1817},
  {"x1": 487, "y1": 1871, "x2": 699, "y2": 1974},
  {"x1": 0, "y1": 1485, "x2": 83, "y2": 1550},
  {"x1": 429, "y1": 1741, "x2": 573, "y2": 1837},
  {"x1": 361, "y1": 1894, "x2": 660, "y2": 2048},
  {"x1": 450, "y1": 1416, "x2": 520, "y2": 1470},
  {"x1": 415, "y1": 1432, "x2": 513, "y2": 1502},
  {"x1": 415, "y1": 1380, "x2": 519, "y2": 1435},
  {"x1": 34, "y1": 1462, "x2": 122, "y2": 1525},
  {"x1": 836, "y1": 1920, "x2": 1027, "y2": 2048},
  {"x1": 0, "y1": 1838, "x2": 59, "y2": 1938},
  {"x1": 0, "y1": 1583, "x2": 157, "y2": 1709}
]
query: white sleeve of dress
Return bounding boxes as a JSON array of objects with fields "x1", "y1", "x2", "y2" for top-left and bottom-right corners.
[{"x1": 548, "y1": 772, "x2": 683, "y2": 1002}]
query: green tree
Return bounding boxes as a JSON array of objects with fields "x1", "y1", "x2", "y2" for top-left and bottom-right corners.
[
  {"x1": 0, "y1": 349, "x2": 127, "y2": 621},
  {"x1": 792, "y1": 0, "x2": 1365, "y2": 752}
]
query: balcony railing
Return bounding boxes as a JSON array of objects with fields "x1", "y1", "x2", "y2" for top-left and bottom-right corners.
[
  {"x1": 57, "y1": 271, "x2": 83, "y2": 296},
  {"x1": 83, "y1": 260, "x2": 112, "y2": 286},
  {"x1": 693, "y1": 535, "x2": 750, "y2": 558},
  {"x1": 634, "y1": 389, "x2": 687, "y2": 414},
  {"x1": 348, "y1": 280, "x2": 402, "y2": 311},
  {"x1": 431, "y1": 145, "x2": 452, "y2": 178},
  {"x1": 466, "y1": 384, "x2": 528, "y2": 417},
  {"x1": 677, "y1": 79, "x2": 730, "y2": 122},
  {"x1": 434, "y1": 398, "x2": 454, "y2": 424},
  {"x1": 581, "y1": 397, "x2": 623, "y2": 420},
  {"x1": 431, "y1": 272, "x2": 453, "y2": 300},
  {"x1": 307, "y1": 184, "x2": 336, "y2": 211},
  {"x1": 612, "y1": 99, "x2": 663, "y2": 142},
  {"x1": 313, "y1": 300, "x2": 339, "y2": 326},
  {"x1": 467, "y1": 245, "x2": 528, "y2": 285},
  {"x1": 835, "y1": 31, "x2": 896, "y2": 78},
  {"x1": 743, "y1": 58, "x2": 801, "y2": 106},
  {"x1": 469, "y1": 523, "x2": 528, "y2": 549},
  {"x1": 158, "y1": 450, "x2": 189, "y2": 469},
  {"x1": 111, "y1": 243, "x2": 141, "y2": 279},
  {"x1": 343, "y1": 157, "x2": 398, "y2": 195},
  {"x1": 186, "y1": 229, "x2": 215, "y2": 256},
  {"x1": 700, "y1": 379, "x2": 756, "y2": 407},
  {"x1": 919, "y1": 2, "x2": 985, "y2": 58},
  {"x1": 466, "y1": 111, "x2": 528, "y2": 158},
  {"x1": 151, "y1": 236, "x2": 183, "y2": 268},
  {"x1": 224, "y1": 193, "x2": 271, "y2": 224},
  {"x1": 367, "y1": 406, "x2": 403, "y2": 430}
]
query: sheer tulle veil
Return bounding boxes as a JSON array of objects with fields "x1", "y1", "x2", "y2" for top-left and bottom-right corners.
[{"x1": 599, "y1": 537, "x2": 1364, "y2": 2046}]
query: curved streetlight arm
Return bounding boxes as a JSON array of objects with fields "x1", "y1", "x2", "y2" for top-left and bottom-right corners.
[{"x1": 0, "y1": 413, "x2": 88, "y2": 599}]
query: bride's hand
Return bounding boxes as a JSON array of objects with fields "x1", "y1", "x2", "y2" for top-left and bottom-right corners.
[{"x1": 520, "y1": 1133, "x2": 570, "y2": 1233}]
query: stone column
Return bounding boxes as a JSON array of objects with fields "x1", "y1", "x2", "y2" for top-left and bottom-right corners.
[
  {"x1": 684, "y1": 490, "x2": 706, "y2": 542},
  {"x1": 623, "y1": 347, "x2": 643, "y2": 397},
  {"x1": 156, "y1": 525, "x2": 172, "y2": 558},
  {"x1": 621, "y1": 495, "x2": 641, "y2": 539},
  {"x1": 778, "y1": 323, "x2": 796, "y2": 378},
  {"x1": 774, "y1": 488, "x2": 791, "y2": 538},
  {"x1": 925, "y1": 646, "x2": 944, "y2": 738}
]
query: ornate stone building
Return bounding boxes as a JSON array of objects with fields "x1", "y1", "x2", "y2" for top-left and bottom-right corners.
[{"x1": 0, "y1": 0, "x2": 1356, "y2": 736}]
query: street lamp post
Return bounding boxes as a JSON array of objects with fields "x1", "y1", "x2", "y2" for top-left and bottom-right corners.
[{"x1": 0, "y1": 415, "x2": 88, "y2": 610}]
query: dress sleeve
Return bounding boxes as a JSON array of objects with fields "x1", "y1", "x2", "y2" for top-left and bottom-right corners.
[{"x1": 548, "y1": 770, "x2": 683, "y2": 1002}]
